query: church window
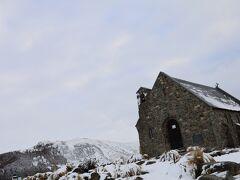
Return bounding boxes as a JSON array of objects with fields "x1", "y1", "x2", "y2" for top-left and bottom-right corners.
[{"x1": 192, "y1": 133, "x2": 204, "y2": 145}]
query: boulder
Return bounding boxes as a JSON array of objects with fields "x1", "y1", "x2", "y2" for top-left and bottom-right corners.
[
  {"x1": 83, "y1": 176, "x2": 89, "y2": 180},
  {"x1": 198, "y1": 171, "x2": 234, "y2": 180},
  {"x1": 136, "y1": 160, "x2": 145, "y2": 165},
  {"x1": 73, "y1": 167, "x2": 85, "y2": 174},
  {"x1": 104, "y1": 172, "x2": 114, "y2": 180},
  {"x1": 202, "y1": 161, "x2": 240, "y2": 176},
  {"x1": 145, "y1": 161, "x2": 156, "y2": 165},
  {"x1": 140, "y1": 170, "x2": 149, "y2": 175},
  {"x1": 104, "y1": 177, "x2": 114, "y2": 180},
  {"x1": 198, "y1": 174, "x2": 224, "y2": 180},
  {"x1": 90, "y1": 172, "x2": 100, "y2": 180},
  {"x1": 135, "y1": 177, "x2": 144, "y2": 180}
]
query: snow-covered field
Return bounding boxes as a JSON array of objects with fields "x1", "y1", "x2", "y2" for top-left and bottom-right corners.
[
  {"x1": 142, "y1": 151, "x2": 240, "y2": 180},
  {"x1": 24, "y1": 147, "x2": 240, "y2": 180}
]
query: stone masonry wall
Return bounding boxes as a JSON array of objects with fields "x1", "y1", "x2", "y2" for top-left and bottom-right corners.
[
  {"x1": 211, "y1": 109, "x2": 240, "y2": 148},
  {"x1": 137, "y1": 72, "x2": 219, "y2": 157}
]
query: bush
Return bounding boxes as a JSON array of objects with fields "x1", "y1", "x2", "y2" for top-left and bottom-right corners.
[
  {"x1": 185, "y1": 146, "x2": 215, "y2": 178},
  {"x1": 159, "y1": 150, "x2": 181, "y2": 163},
  {"x1": 77, "y1": 159, "x2": 98, "y2": 173},
  {"x1": 127, "y1": 154, "x2": 142, "y2": 163}
]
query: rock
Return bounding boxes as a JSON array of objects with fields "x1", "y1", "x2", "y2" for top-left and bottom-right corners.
[
  {"x1": 135, "y1": 177, "x2": 144, "y2": 180},
  {"x1": 140, "y1": 171, "x2": 149, "y2": 175},
  {"x1": 143, "y1": 154, "x2": 149, "y2": 160},
  {"x1": 146, "y1": 161, "x2": 156, "y2": 165},
  {"x1": 90, "y1": 172, "x2": 100, "y2": 180},
  {"x1": 73, "y1": 167, "x2": 85, "y2": 174},
  {"x1": 203, "y1": 147, "x2": 216, "y2": 154},
  {"x1": 225, "y1": 171, "x2": 234, "y2": 180},
  {"x1": 202, "y1": 161, "x2": 240, "y2": 176},
  {"x1": 198, "y1": 174, "x2": 224, "y2": 180},
  {"x1": 104, "y1": 177, "x2": 114, "y2": 180},
  {"x1": 104, "y1": 172, "x2": 113, "y2": 180},
  {"x1": 209, "y1": 149, "x2": 239, "y2": 157},
  {"x1": 136, "y1": 160, "x2": 145, "y2": 165},
  {"x1": 199, "y1": 171, "x2": 234, "y2": 180}
]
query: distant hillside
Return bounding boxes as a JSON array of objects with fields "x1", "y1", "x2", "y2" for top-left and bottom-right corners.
[{"x1": 0, "y1": 138, "x2": 138, "y2": 180}]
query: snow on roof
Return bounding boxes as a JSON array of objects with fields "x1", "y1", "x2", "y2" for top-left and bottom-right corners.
[{"x1": 173, "y1": 78, "x2": 240, "y2": 111}]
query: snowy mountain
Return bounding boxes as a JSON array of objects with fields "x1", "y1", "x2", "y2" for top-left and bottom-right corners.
[
  {"x1": 53, "y1": 138, "x2": 138, "y2": 164},
  {"x1": 0, "y1": 138, "x2": 138, "y2": 180}
]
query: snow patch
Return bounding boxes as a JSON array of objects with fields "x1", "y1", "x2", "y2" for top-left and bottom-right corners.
[{"x1": 180, "y1": 82, "x2": 240, "y2": 111}]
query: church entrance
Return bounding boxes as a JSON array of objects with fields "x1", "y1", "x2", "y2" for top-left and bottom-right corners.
[{"x1": 167, "y1": 119, "x2": 183, "y2": 149}]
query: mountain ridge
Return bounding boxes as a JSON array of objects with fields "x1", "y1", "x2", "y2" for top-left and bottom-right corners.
[{"x1": 0, "y1": 138, "x2": 138, "y2": 180}]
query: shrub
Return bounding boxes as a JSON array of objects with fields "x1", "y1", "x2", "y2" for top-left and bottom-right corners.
[
  {"x1": 77, "y1": 158, "x2": 98, "y2": 173},
  {"x1": 185, "y1": 146, "x2": 215, "y2": 178},
  {"x1": 159, "y1": 150, "x2": 181, "y2": 163},
  {"x1": 66, "y1": 163, "x2": 74, "y2": 172},
  {"x1": 127, "y1": 154, "x2": 142, "y2": 163}
]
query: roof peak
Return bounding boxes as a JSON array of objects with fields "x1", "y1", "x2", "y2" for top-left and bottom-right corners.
[
  {"x1": 136, "y1": 87, "x2": 151, "y2": 94},
  {"x1": 159, "y1": 72, "x2": 219, "y2": 90}
]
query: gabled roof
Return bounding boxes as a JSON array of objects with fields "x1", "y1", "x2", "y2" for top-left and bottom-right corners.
[{"x1": 171, "y1": 76, "x2": 240, "y2": 112}]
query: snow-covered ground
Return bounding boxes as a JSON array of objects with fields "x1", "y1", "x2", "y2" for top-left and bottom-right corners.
[
  {"x1": 214, "y1": 151, "x2": 240, "y2": 163},
  {"x1": 24, "y1": 147, "x2": 240, "y2": 180},
  {"x1": 141, "y1": 160, "x2": 193, "y2": 180}
]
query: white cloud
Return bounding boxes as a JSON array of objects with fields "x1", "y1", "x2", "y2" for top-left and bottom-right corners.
[
  {"x1": 160, "y1": 57, "x2": 191, "y2": 70},
  {"x1": 63, "y1": 75, "x2": 90, "y2": 91},
  {"x1": 106, "y1": 33, "x2": 132, "y2": 58}
]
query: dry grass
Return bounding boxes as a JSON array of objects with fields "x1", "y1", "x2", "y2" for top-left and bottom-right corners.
[
  {"x1": 186, "y1": 146, "x2": 215, "y2": 178},
  {"x1": 187, "y1": 147, "x2": 205, "y2": 167}
]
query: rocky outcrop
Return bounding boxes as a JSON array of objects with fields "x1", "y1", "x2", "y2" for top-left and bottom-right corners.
[
  {"x1": 0, "y1": 142, "x2": 67, "y2": 180},
  {"x1": 201, "y1": 161, "x2": 240, "y2": 178}
]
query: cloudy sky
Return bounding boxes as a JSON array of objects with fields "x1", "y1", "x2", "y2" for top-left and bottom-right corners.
[{"x1": 0, "y1": 0, "x2": 240, "y2": 153}]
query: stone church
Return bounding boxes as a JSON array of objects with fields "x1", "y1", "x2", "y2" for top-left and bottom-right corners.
[{"x1": 136, "y1": 72, "x2": 240, "y2": 157}]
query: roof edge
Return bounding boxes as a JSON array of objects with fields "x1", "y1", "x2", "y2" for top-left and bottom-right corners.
[
  {"x1": 216, "y1": 86, "x2": 240, "y2": 105},
  {"x1": 151, "y1": 71, "x2": 240, "y2": 112},
  {"x1": 162, "y1": 73, "x2": 218, "y2": 108}
]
